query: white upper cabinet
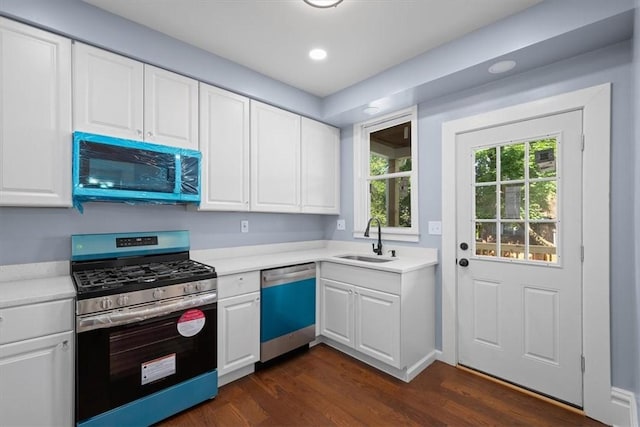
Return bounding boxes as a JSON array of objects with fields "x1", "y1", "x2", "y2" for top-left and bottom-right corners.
[
  {"x1": 0, "y1": 18, "x2": 72, "y2": 207},
  {"x1": 301, "y1": 117, "x2": 340, "y2": 214},
  {"x1": 73, "y1": 42, "x2": 144, "y2": 140},
  {"x1": 199, "y1": 84, "x2": 250, "y2": 211},
  {"x1": 250, "y1": 100, "x2": 301, "y2": 213},
  {"x1": 144, "y1": 65, "x2": 198, "y2": 149},
  {"x1": 73, "y1": 44, "x2": 198, "y2": 149}
]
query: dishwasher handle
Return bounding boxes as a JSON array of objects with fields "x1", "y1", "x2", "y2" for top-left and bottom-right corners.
[{"x1": 262, "y1": 264, "x2": 315, "y2": 288}]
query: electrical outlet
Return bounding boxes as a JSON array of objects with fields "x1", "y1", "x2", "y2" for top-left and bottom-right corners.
[
  {"x1": 336, "y1": 219, "x2": 346, "y2": 230},
  {"x1": 428, "y1": 221, "x2": 442, "y2": 235},
  {"x1": 241, "y1": 220, "x2": 249, "y2": 233}
]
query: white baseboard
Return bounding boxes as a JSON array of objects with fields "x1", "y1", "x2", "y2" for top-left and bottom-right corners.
[
  {"x1": 218, "y1": 364, "x2": 255, "y2": 387},
  {"x1": 611, "y1": 387, "x2": 638, "y2": 427}
]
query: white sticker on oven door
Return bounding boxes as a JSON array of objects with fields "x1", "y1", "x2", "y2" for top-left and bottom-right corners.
[
  {"x1": 177, "y1": 309, "x2": 206, "y2": 337},
  {"x1": 141, "y1": 353, "x2": 176, "y2": 385}
]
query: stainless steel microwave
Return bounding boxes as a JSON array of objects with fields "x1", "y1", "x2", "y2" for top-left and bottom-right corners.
[{"x1": 72, "y1": 132, "x2": 201, "y2": 207}]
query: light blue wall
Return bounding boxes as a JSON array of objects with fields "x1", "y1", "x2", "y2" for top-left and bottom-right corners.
[
  {"x1": 633, "y1": 0, "x2": 640, "y2": 409},
  {"x1": 330, "y1": 40, "x2": 637, "y2": 391},
  {"x1": 0, "y1": 204, "x2": 328, "y2": 265}
]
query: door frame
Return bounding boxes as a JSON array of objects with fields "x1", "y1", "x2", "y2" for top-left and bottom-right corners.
[{"x1": 441, "y1": 83, "x2": 623, "y2": 424}]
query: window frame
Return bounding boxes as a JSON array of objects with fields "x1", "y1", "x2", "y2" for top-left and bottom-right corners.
[{"x1": 353, "y1": 105, "x2": 419, "y2": 242}]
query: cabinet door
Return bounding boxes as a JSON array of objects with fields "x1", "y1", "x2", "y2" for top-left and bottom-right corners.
[
  {"x1": 199, "y1": 84, "x2": 250, "y2": 211},
  {"x1": 319, "y1": 279, "x2": 353, "y2": 347},
  {"x1": 73, "y1": 42, "x2": 144, "y2": 140},
  {"x1": 354, "y1": 286, "x2": 401, "y2": 367},
  {"x1": 218, "y1": 292, "x2": 260, "y2": 376},
  {"x1": 250, "y1": 101, "x2": 301, "y2": 212},
  {"x1": 144, "y1": 65, "x2": 198, "y2": 149},
  {"x1": 0, "y1": 18, "x2": 72, "y2": 207},
  {"x1": 0, "y1": 331, "x2": 73, "y2": 426},
  {"x1": 301, "y1": 117, "x2": 340, "y2": 214}
]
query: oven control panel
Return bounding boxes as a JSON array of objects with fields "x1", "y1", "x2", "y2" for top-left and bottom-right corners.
[{"x1": 76, "y1": 278, "x2": 217, "y2": 316}]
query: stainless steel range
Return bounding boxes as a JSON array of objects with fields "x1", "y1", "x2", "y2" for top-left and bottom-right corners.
[{"x1": 71, "y1": 230, "x2": 218, "y2": 427}]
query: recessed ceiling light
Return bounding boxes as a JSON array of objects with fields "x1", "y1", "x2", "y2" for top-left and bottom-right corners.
[
  {"x1": 363, "y1": 106, "x2": 379, "y2": 115},
  {"x1": 309, "y1": 48, "x2": 327, "y2": 61},
  {"x1": 304, "y1": 0, "x2": 343, "y2": 8},
  {"x1": 488, "y1": 60, "x2": 516, "y2": 74}
]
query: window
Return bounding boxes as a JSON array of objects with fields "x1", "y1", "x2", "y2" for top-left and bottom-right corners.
[{"x1": 353, "y1": 106, "x2": 418, "y2": 242}]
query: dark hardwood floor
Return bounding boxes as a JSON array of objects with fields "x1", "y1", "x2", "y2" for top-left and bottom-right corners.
[{"x1": 159, "y1": 344, "x2": 604, "y2": 426}]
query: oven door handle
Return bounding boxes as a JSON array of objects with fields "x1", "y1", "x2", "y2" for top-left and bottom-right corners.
[{"x1": 77, "y1": 292, "x2": 217, "y2": 333}]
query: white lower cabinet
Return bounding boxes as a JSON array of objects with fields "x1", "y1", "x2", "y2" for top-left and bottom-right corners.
[
  {"x1": 217, "y1": 271, "x2": 260, "y2": 384},
  {"x1": 0, "y1": 299, "x2": 74, "y2": 426},
  {"x1": 320, "y1": 278, "x2": 401, "y2": 368},
  {"x1": 319, "y1": 262, "x2": 435, "y2": 381}
]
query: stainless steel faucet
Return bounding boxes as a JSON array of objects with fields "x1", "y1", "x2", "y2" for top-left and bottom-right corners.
[{"x1": 364, "y1": 218, "x2": 383, "y2": 255}]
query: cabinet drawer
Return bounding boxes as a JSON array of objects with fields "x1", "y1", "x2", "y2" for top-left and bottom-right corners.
[
  {"x1": 218, "y1": 271, "x2": 260, "y2": 299},
  {"x1": 0, "y1": 299, "x2": 74, "y2": 345},
  {"x1": 320, "y1": 262, "x2": 400, "y2": 294}
]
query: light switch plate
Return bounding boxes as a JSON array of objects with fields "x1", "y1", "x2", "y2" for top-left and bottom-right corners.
[
  {"x1": 428, "y1": 221, "x2": 442, "y2": 235},
  {"x1": 336, "y1": 219, "x2": 346, "y2": 230},
  {"x1": 241, "y1": 220, "x2": 249, "y2": 233}
]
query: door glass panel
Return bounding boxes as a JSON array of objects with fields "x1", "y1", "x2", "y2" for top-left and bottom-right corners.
[
  {"x1": 529, "y1": 181, "x2": 557, "y2": 220},
  {"x1": 500, "y1": 143, "x2": 525, "y2": 181},
  {"x1": 501, "y1": 184, "x2": 525, "y2": 219},
  {"x1": 529, "y1": 223, "x2": 557, "y2": 262},
  {"x1": 475, "y1": 222, "x2": 497, "y2": 257},
  {"x1": 475, "y1": 147, "x2": 496, "y2": 183},
  {"x1": 501, "y1": 222, "x2": 525, "y2": 259},
  {"x1": 530, "y1": 139, "x2": 557, "y2": 178},
  {"x1": 369, "y1": 177, "x2": 411, "y2": 227},
  {"x1": 370, "y1": 122, "x2": 411, "y2": 176},
  {"x1": 475, "y1": 186, "x2": 496, "y2": 219}
]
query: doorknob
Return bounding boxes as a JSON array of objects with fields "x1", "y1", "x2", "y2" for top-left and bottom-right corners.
[
  {"x1": 460, "y1": 242, "x2": 469, "y2": 250},
  {"x1": 459, "y1": 258, "x2": 469, "y2": 267}
]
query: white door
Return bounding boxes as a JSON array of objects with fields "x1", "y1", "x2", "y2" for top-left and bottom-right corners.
[
  {"x1": 250, "y1": 100, "x2": 301, "y2": 213},
  {"x1": 300, "y1": 117, "x2": 340, "y2": 214},
  {"x1": 0, "y1": 331, "x2": 74, "y2": 426},
  {"x1": 0, "y1": 18, "x2": 72, "y2": 207},
  {"x1": 73, "y1": 42, "x2": 144, "y2": 140},
  {"x1": 218, "y1": 292, "x2": 260, "y2": 376},
  {"x1": 319, "y1": 278, "x2": 354, "y2": 347},
  {"x1": 199, "y1": 83, "x2": 250, "y2": 211},
  {"x1": 456, "y1": 110, "x2": 583, "y2": 406},
  {"x1": 144, "y1": 65, "x2": 198, "y2": 149},
  {"x1": 354, "y1": 286, "x2": 400, "y2": 367}
]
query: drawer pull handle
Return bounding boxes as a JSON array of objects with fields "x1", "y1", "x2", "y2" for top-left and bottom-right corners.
[{"x1": 62, "y1": 340, "x2": 69, "y2": 350}]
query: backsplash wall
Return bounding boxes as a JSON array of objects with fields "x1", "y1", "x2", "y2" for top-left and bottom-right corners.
[{"x1": 0, "y1": 203, "x2": 329, "y2": 265}]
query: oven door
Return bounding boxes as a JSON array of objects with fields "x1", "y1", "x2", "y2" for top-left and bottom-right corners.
[{"x1": 76, "y1": 302, "x2": 217, "y2": 422}]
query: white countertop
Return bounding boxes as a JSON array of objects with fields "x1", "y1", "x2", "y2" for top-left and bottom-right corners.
[
  {"x1": 0, "y1": 240, "x2": 438, "y2": 308},
  {"x1": 193, "y1": 240, "x2": 438, "y2": 276}
]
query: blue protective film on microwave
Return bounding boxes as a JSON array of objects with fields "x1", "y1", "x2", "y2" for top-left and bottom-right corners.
[{"x1": 72, "y1": 132, "x2": 201, "y2": 211}]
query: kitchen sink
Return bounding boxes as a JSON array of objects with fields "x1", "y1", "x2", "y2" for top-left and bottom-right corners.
[{"x1": 335, "y1": 254, "x2": 395, "y2": 263}]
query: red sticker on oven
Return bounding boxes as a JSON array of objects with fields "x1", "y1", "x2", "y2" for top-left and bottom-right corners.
[{"x1": 177, "y1": 309, "x2": 206, "y2": 337}]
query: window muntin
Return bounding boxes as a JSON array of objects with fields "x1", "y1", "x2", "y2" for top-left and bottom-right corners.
[{"x1": 473, "y1": 137, "x2": 558, "y2": 263}]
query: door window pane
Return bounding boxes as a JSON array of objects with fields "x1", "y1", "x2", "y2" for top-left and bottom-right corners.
[
  {"x1": 529, "y1": 181, "x2": 557, "y2": 220},
  {"x1": 501, "y1": 184, "x2": 525, "y2": 219},
  {"x1": 529, "y1": 223, "x2": 557, "y2": 262},
  {"x1": 475, "y1": 186, "x2": 496, "y2": 219},
  {"x1": 475, "y1": 147, "x2": 496, "y2": 183},
  {"x1": 501, "y1": 222, "x2": 525, "y2": 259},
  {"x1": 475, "y1": 222, "x2": 497, "y2": 257},
  {"x1": 501, "y1": 143, "x2": 525, "y2": 181},
  {"x1": 530, "y1": 139, "x2": 557, "y2": 178},
  {"x1": 370, "y1": 122, "x2": 411, "y2": 176},
  {"x1": 369, "y1": 177, "x2": 411, "y2": 227}
]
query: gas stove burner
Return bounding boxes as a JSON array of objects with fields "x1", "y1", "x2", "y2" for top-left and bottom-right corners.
[{"x1": 73, "y1": 259, "x2": 215, "y2": 292}]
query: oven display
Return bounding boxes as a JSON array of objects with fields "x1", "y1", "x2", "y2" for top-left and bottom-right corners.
[{"x1": 116, "y1": 236, "x2": 158, "y2": 248}]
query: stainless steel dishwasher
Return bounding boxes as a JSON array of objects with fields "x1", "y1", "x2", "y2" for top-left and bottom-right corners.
[{"x1": 260, "y1": 263, "x2": 316, "y2": 362}]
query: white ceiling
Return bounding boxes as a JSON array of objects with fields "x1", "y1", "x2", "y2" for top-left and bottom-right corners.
[{"x1": 82, "y1": 0, "x2": 542, "y2": 97}]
